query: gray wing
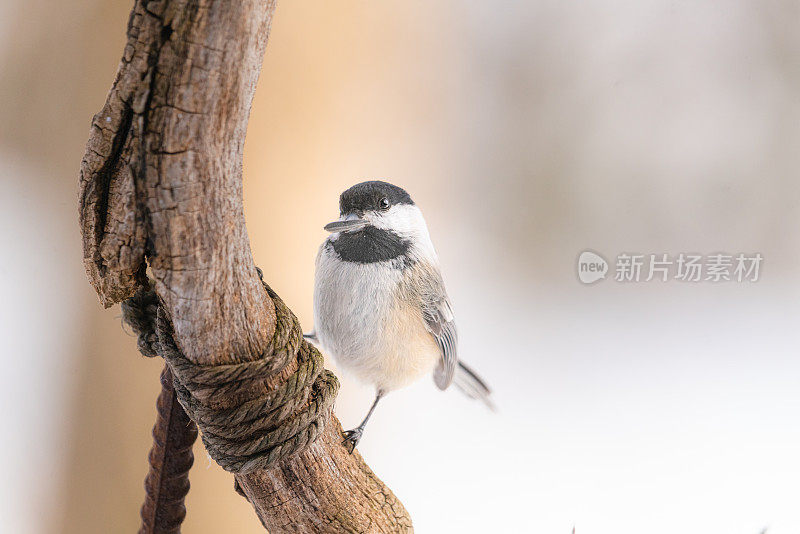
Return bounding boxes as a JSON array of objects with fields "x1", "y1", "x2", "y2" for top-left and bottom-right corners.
[{"x1": 421, "y1": 273, "x2": 458, "y2": 390}]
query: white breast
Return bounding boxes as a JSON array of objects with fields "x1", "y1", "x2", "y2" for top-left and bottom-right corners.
[{"x1": 313, "y1": 243, "x2": 440, "y2": 392}]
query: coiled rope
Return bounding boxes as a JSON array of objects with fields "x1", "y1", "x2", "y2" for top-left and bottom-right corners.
[{"x1": 122, "y1": 276, "x2": 339, "y2": 474}]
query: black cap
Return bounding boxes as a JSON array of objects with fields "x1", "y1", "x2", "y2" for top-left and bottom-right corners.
[{"x1": 339, "y1": 180, "x2": 414, "y2": 215}]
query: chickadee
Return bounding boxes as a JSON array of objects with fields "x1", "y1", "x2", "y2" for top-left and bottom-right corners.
[{"x1": 305, "y1": 180, "x2": 492, "y2": 452}]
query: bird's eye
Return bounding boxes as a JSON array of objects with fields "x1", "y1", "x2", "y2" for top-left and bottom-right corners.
[{"x1": 379, "y1": 197, "x2": 390, "y2": 210}]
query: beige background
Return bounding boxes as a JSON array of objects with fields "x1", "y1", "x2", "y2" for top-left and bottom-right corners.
[{"x1": 1, "y1": 1, "x2": 799, "y2": 533}]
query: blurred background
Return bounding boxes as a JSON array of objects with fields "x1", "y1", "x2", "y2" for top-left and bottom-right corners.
[{"x1": 1, "y1": 1, "x2": 799, "y2": 532}]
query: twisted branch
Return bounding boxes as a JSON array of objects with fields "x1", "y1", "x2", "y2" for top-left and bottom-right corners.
[
  {"x1": 79, "y1": 0, "x2": 412, "y2": 531},
  {"x1": 139, "y1": 366, "x2": 197, "y2": 534}
]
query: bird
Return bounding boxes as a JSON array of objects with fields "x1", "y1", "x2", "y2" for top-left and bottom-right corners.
[{"x1": 304, "y1": 180, "x2": 493, "y2": 453}]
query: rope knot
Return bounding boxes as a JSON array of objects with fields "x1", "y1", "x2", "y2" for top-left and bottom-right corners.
[{"x1": 122, "y1": 279, "x2": 339, "y2": 474}]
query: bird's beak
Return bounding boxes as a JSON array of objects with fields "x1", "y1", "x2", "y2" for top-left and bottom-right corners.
[{"x1": 324, "y1": 214, "x2": 367, "y2": 233}]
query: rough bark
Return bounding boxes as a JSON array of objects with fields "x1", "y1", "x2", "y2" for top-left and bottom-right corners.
[{"x1": 78, "y1": 1, "x2": 413, "y2": 532}]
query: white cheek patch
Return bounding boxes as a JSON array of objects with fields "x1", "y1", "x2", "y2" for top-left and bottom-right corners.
[
  {"x1": 370, "y1": 204, "x2": 438, "y2": 264},
  {"x1": 371, "y1": 204, "x2": 421, "y2": 233}
]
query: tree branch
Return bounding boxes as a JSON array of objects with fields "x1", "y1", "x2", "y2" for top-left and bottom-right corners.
[
  {"x1": 140, "y1": 365, "x2": 197, "y2": 534},
  {"x1": 79, "y1": 1, "x2": 412, "y2": 531}
]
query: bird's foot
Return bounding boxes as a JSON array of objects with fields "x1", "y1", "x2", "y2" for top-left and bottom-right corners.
[{"x1": 342, "y1": 428, "x2": 363, "y2": 454}]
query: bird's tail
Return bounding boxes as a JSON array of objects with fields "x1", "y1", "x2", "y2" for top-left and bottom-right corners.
[{"x1": 453, "y1": 361, "x2": 495, "y2": 411}]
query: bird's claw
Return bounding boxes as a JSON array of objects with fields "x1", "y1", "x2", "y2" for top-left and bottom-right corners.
[{"x1": 342, "y1": 428, "x2": 363, "y2": 454}]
